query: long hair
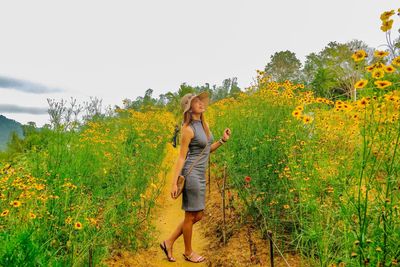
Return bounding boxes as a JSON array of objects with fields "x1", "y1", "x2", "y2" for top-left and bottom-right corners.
[{"x1": 181, "y1": 110, "x2": 211, "y2": 141}]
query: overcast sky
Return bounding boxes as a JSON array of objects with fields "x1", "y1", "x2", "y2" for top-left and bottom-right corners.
[{"x1": 0, "y1": 0, "x2": 397, "y2": 127}]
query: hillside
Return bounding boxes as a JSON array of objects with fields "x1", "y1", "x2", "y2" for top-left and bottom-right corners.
[{"x1": 0, "y1": 115, "x2": 23, "y2": 150}]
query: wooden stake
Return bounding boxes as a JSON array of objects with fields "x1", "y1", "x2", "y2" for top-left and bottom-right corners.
[
  {"x1": 89, "y1": 245, "x2": 93, "y2": 267},
  {"x1": 208, "y1": 156, "x2": 211, "y2": 195},
  {"x1": 222, "y1": 162, "x2": 226, "y2": 245},
  {"x1": 267, "y1": 230, "x2": 274, "y2": 267}
]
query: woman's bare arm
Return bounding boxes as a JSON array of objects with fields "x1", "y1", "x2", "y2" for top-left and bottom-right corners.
[
  {"x1": 171, "y1": 125, "x2": 194, "y2": 186},
  {"x1": 206, "y1": 122, "x2": 224, "y2": 153}
]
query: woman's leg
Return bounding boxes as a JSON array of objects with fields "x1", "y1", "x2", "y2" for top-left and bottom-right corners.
[
  {"x1": 163, "y1": 210, "x2": 205, "y2": 260},
  {"x1": 165, "y1": 219, "x2": 184, "y2": 255},
  {"x1": 183, "y1": 210, "x2": 204, "y2": 256},
  {"x1": 183, "y1": 211, "x2": 196, "y2": 255}
]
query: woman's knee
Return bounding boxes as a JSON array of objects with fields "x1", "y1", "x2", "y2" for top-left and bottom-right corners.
[
  {"x1": 194, "y1": 211, "x2": 204, "y2": 222},
  {"x1": 184, "y1": 211, "x2": 196, "y2": 223}
]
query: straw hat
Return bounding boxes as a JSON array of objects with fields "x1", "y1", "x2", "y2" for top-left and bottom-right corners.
[{"x1": 180, "y1": 91, "x2": 209, "y2": 114}]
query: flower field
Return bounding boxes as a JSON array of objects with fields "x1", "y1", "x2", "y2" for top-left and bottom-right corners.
[
  {"x1": 0, "y1": 7, "x2": 399, "y2": 267},
  {"x1": 0, "y1": 110, "x2": 174, "y2": 265}
]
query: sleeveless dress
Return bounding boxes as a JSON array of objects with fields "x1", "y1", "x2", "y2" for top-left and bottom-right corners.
[{"x1": 181, "y1": 119, "x2": 214, "y2": 211}]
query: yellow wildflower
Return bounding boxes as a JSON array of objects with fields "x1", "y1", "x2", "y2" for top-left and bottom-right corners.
[
  {"x1": 365, "y1": 65, "x2": 375, "y2": 72},
  {"x1": 292, "y1": 110, "x2": 301, "y2": 117},
  {"x1": 351, "y1": 50, "x2": 367, "y2": 62},
  {"x1": 74, "y1": 221, "x2": 83, "y2": 230},
  {"x1": 354, "y1": 79, "x2": 368, "y2": 89},
  {"x1": 380, "y1": 10, "x2": 395, "y2": 21},
  {"x1": 372, "y1": 68, "x2": 385, "y2": 79},
  {"x1": 302, "y1": 116, "x2": 313, "y2": 124},
  {"x1": 374, "y1": 80, "x2": 392, "y2": 89},
  {"x1": 10, "y1": 200, "x2": 21, "y2": 208},
  {"x1": 1, "y1": 210, "x2": 10, "y2": 217},
  {"x1": 384, "y1": 65, "x2": 396, "y2": 73},
  {"x1": 65, "y1": 216, "x2": 72, "y2": 224},
  {"x1": 392, "y1": 56, "x2": 400, "y2": 67},
  {"x1": 374, "y1": 50, "x2": 389, "y2": 58},
  {"x1": 358, "y1": 98, "x2": 369, "y2": 108},
  {"x1": 381, "y1": 19, "x2": 394, "y2": 32}
]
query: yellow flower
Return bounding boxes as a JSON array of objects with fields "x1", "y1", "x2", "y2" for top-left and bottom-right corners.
[
  {"x1": 384, "y1": 65, "x2": 396, "y2": 73},
  {"x1": 29, "y1": 212, "x2": 36, "y2": 219},
  {"x1": 295, "y1": 106, "x2": 304, "y2": 111},
  {"x1": 392, "y1": 56, "x2": 400, "y2": 67},
  {"x1": 302, "y1": 116, "x2": 313, "y2": 124},
  {"x1": 292, "y1": 110, "x2": 301, "y2": 117},
  {"x1": 372, "y1": 69, "x2": 385, "y2": 79},
  {"x1": 354, "y1": 79, "x2": 368, "y2": 89},
  {"x1": 351, "y1": 50, "x2": 367, "y2": 62},
  {"x1": 375, "y1": 80, "x2": 392, "y2": 89},
  {"x1": 381, "y1": 19, "x2": 394, "y2": 32},
  {"x1": 35, "y1": 184, "x2": 45, "y2": 190},
  {"x1": 380, "y1": 10, "x2": 395, "y2": 21},
  {"x1": 358, "y1": 97, "x2": 369, "y2": 108},
  {"x1": 374, "y1": 50, "x2": 389, "y2": 58},
  {"x1": 74, "y1": 221, "x2": 83, "y2": 230},
  {"x1": 65, "y1": 216, "x2": 72, "y2": 224},
  {"x1": 10, "y1": 200, "x2": 21, "y2": 208},
  {"x1": 365, "y1": 65, "x2": 375, "y2": 72},
  {"x1": 283, "y1": 204, "x2": 290, "y2": 209},
  {"x1": 1, "y1": 209, "x2": 10, "y2": 217}
]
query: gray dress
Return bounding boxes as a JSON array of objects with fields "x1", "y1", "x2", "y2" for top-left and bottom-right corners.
[{"x1": 181, "y1": 119, "x2": 214, "y2": 211}]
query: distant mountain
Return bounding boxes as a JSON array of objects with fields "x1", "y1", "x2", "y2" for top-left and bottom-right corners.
[{"x1": 0, "y1": 115, "x2": 24, "y2": 151}]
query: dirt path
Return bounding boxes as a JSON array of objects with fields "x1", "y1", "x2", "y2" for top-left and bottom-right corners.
[
  {"x1": 105, "y1": 143, "x2": 304, "y2": 266},
  {"x1": 105, "y1": 143, "x2": 209, "y2": 266}
]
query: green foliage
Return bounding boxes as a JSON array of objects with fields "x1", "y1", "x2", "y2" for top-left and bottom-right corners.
[
  {"x1": 302, "y1": 40, "x2": 371, "y2": 99},
  {"x1": 0, "y1": 107, "x2": 174, "y2": 266},
  {"x1": 264, "y1": 50, "x2": 302, "y2": 83}
]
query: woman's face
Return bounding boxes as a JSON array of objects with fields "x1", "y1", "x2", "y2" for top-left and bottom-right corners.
[{"x1": 190, "y1": 97, "x2": 205, "y2": 113}]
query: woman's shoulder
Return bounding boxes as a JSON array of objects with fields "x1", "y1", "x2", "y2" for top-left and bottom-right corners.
[{"x1": 182, "y1": 123, "x2": 195, "y2": 137}]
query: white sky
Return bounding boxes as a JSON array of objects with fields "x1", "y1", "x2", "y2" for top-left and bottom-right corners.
[{"x1": 0, "y1": 0, "x2": 398, "y2": 127}]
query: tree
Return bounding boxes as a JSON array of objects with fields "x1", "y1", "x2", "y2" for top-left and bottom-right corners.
[
  {"x1": 264, "y1": 50, "x2": 302, "y2": 83},
  {"x1": 302, "y1": 40, "x2": 372, "y2": 99}
]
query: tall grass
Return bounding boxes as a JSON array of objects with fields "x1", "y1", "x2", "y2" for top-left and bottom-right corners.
[
  {"x1": 207, "y1": 74, "x2": 400, "y2": 266},
  {"x1": 0, "y1": 107, "x2": 175, "y2": 266}
]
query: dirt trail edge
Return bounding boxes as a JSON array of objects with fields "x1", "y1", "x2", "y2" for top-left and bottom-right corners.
[{"x1": 105, "y1": 143, "x2": 209, "y2": 266}]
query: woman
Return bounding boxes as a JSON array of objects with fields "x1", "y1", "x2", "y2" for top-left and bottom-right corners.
[{"x1": 159, "y1": 91, "x2": 231, "y2": 263}]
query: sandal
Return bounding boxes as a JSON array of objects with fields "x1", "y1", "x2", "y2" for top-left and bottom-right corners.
[
  {"x1": 160, "y1": 240, "x2": 176, "y2": 262},
  {"x1": 183, "y1": 251, "x2": 206, "y2": 263}
]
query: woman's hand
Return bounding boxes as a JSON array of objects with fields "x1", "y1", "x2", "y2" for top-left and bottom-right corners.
[
  {"x1": 222, "y1": 128, "x2": 231, "y2": 142},
  {"x1": 170, "y1": 183, "x2": 178, "y2": 199}
]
